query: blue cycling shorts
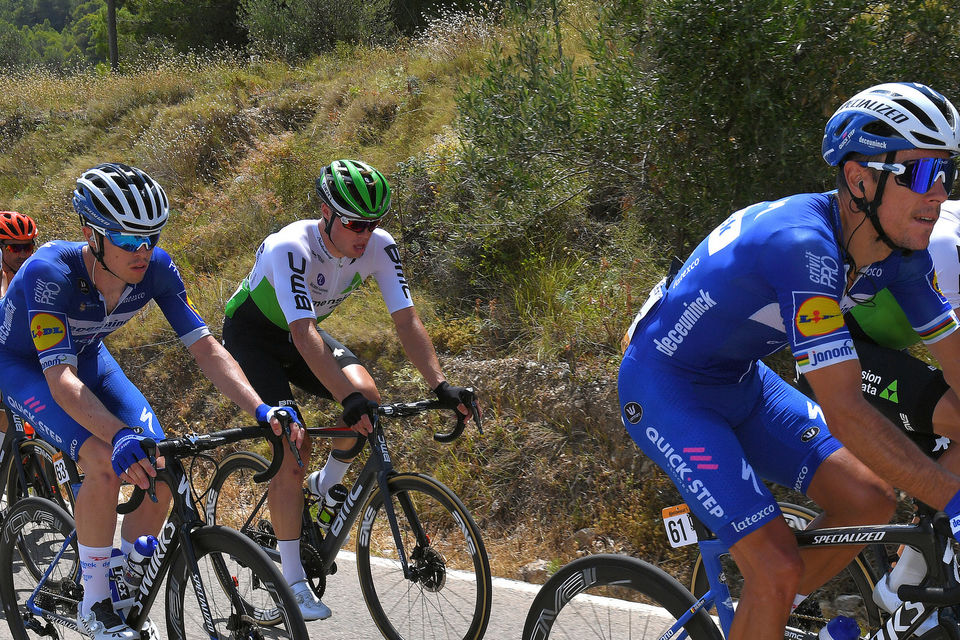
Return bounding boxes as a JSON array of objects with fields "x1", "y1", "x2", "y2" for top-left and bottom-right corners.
[
  {"x1": 619, "y1": 343, "x2": 842, "y2": 547},
  {"x1": 0, "y1": 343, "x2": 164, "y2": 461}
]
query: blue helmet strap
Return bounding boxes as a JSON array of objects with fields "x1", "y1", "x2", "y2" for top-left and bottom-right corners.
[{"x1": 850, "y1": 151, "x2": 908, "y2": 254}]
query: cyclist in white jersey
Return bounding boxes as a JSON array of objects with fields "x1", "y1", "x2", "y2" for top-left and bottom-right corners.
[{"x1": 222, "y1": 159, "x2": 479, "y2": 620}]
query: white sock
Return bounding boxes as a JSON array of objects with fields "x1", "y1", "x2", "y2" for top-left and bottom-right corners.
[
  {"x1": 119, "y1": 537, "x2": 134, "y2": 557},
  {"x1": 315, "y1": 454, "x2": 351, "y2": 497},
  {"x1": 889, "y1": 545, "x2": 927, "y2": 589},
  {"x1": 791, "y1": 593, "x2": 808, "y2": 612},
  {"x1": 78, "y1": 544, "x2": 113, "y2": 617},
  {"x1": 277, "y1": 539, "x2": 307, "y2": 585}
]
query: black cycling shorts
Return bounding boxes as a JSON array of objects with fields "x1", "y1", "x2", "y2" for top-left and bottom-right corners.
[
  {"x1": 222, "y1": 297, "x2": 362, "y2": 412},
  {"x1": 796, "y1": 339, "x2": 950, "y2": 457}
]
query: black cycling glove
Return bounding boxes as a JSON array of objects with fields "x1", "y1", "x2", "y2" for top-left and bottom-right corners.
[
  {"x1": 341, "y1": 392, "x2": 377, "y2": 428},
  {"x1": 433, "y1": 381, "x2": 471, "y2": 413}
]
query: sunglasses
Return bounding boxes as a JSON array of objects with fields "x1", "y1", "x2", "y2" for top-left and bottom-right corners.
[
  {"x1": 104, "y1": 230, "x2": 161, "y2": 252},
  {"x1": 858, "y1": 157, "x2": 957, "y2": 195},
  {"x1": 2, "y1": 242, "x2": 34, "y2": 254},
  {"x1": 339, "y1": 216, "x2": 379, "y2": 234}
]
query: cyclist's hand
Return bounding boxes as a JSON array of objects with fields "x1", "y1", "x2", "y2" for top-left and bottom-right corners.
[
  {"x1": 111, "y1": 428, "x2": 155, "y2": 489},
  {"x1": 255, "y1": 404, "x2": 305, "y2": 449},
  {"x1": 341, "y1": 392, "x2": 376, "y2": 435},
  {"x1": 433, "y1": 381, "x2": 480, "y2": 422}
]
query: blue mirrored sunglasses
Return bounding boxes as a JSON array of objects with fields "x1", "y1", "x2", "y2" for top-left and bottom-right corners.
[
  {"x1": 858, "y1": 157, "x2": 957, "y2": 195},
  {"x1": 104, "y1": 230, "x2": 161, "y2": 252}
]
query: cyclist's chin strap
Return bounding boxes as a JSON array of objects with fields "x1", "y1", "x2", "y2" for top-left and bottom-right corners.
[
  {"x1": 84, "y1": 224, "x2": 127, "y2": 284},
  {"x1": 846, "y1": 151, "x2": 909, "y2": 255}
]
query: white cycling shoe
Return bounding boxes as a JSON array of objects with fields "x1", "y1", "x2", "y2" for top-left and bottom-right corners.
[
  {"x1": 291, "y1": 579, "x2": 332, "y2": 621},
  {"x1": 76, "y1": 599, "x2": 139, "y2": 640},
  {"x1": 873, "y1": 574, "x2": 939, "y2": 635}
]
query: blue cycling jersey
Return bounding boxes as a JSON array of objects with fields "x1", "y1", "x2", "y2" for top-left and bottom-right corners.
[
  {"x1": 0, "y1": 241, "x2": 210, "y2": 368},
  {"x1": 619, "y1": 191, "x2": 958, "y2": 546},
  {"x1": 625, "y1": 192, "x2": 957, "y2": 380},
  {"x1": 0, "y1": 241, "x2": 209, "y2": 459}
]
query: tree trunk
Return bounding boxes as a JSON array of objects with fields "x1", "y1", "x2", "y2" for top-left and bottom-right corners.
[{"x1": 107, "y1": 0, "x2": 118, "y2": 71}]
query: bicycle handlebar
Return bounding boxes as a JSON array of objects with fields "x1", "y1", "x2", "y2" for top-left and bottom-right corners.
[
  {"x1": 325, "y1": 389, "x2": 482, "y2": 459},
  {"x1": 117, "y1": 419, "x2": 291, "y2": 515}
]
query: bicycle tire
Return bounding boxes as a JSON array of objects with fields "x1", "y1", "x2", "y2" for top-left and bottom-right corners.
[
  {"x1": 0, "y1": 496, "x2": 81, "y2": 640},
  {"x1": 166, "y1": 524, "x2": 308, "y2": 640},
  {"x1": 355, "y1": 472, "x2": 492, "y2": 640},
  {"x1": 689, "y1": 502, "x2": 882, "y2": 634},
  {"x1": 4, "y1": 437, "x2": 76, "y2": 516},
  {"x1": 522, "y1": 553, "x2": 724, "y2": 640}
]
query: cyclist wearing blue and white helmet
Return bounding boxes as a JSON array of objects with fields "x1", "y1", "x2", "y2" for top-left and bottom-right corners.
[
  {"x1": 619, "y1": 82, "x2": 960, "y2": 640},
  {"x1": 0, "y1": 163, "x2": 302, "y2": 639}
]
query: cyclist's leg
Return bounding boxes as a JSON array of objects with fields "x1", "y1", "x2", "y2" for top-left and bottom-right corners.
[
  {"x1": 619, "y1": 354, "x2": 801, "y2": 640},
  {"x1": 743, "y1": 363, "x2": 895, "y2": 595}
]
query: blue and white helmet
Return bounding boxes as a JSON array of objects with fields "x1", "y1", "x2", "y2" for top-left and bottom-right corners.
[
  {"x1": 822, "y1": 82, "x2": 960, "y2": 166},
  {"x1": 73, "y1": 163, "x2": 169, "y2": 234}
]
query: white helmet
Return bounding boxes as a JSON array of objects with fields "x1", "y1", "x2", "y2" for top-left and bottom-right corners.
[{"x1": 73, "y1": 163, "x2": 169, "y2": 234}]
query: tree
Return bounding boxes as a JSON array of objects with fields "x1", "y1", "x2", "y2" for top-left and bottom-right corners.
[{"x1": 106, "y1": 0, "x2": 117, "y2": 69}]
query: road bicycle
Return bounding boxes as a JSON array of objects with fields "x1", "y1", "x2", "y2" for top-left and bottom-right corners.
[
  {"x1": 0, "y1": 421, "x2": 310, "y2": 639},
  {"x1": 0, "y1": 398, "x2": 80, "y2": 518},
  {"x1": 522, "y1": 499, "x2": 960, "y2": 639},
  {"x1": 205, "y1": 394, "x2": 492, "y2": 640}
]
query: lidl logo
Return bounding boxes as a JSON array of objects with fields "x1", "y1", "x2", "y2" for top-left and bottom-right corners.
[
  {"x1": 30, "y1": 312, "x2": 68, "y2": 351},
  {"x1": 795, "y1": 296, "x2": 844, "y2": 337}
]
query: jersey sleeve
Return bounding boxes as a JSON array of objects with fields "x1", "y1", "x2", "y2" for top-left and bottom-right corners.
[
  {"x1": 888, "y1": 252, "x2": 958, "y2": 345},
  {"x1": 761, "y1": 224, "x2": 856, "y2": 374},
  {"x1": 928, "y1": 214, "x2": 960, "y2": 310},
  {"x1": 370, "y1": 231, "x2": 414, "y2": 314},
  {"x1": 20, "y1": 258, "x2": 79, "y2": 370},
  {"x1": 150, "y1": 249, "x2": 212, "y2": 348}
]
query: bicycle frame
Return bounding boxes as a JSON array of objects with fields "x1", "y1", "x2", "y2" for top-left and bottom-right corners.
[{"x1": 683, "y1": 511, "x2": 958, "y2": 640}]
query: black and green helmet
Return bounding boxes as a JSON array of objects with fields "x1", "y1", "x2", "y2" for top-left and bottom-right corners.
[{"x1": 315, "y1": 159, "x2": 391, "y2": 221}]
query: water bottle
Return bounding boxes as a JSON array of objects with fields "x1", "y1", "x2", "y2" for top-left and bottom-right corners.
[
  {"x1": 316, "y1": 483, "x2": 348, "y2": 535},
  {"x1": 819, "y1": 615, "x2": 859, "y2": 640},
  {"x1": 122, "y1": 535, "x2": 158, "y2": 593},
  {"x1": 108, "y1": 548, "x2": 129, "y2": 604}
]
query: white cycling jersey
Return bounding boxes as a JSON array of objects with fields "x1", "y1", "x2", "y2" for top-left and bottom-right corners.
[
  {"x1": 929, "y1": 200, "x2": 960, "y2": 310},
  {"x1": 224, "y1": 219, "x2": 413, "y2": 329}
]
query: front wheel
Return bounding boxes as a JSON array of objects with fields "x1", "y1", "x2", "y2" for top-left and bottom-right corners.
[
  {"x1": 165, "y1": 525, "x2": 308, "y2": 640},
  {"x1": 356, "y1": 472, "x2": 492, "y2": 640},
  {"x1": 0, "y1": 497, "x2": 81, "y2": 640},
  {"x1": 523, "y1": 554, "x2": 723, "y2": 640}
]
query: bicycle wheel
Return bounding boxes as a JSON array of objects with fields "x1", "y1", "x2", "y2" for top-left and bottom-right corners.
[
  {"x1": 5, "y1": 437, "x2": 76, "y2": 516},
  {"x1": 205, "y1": 451, "x2": 275, "y2": 549},
  {"x1": 166, "y1": 524, "x2": 308, "y2": 640},
  {"x1": 356, "y1": 472, "x2": 492, "y2": 640},
  {"x1": 689, "y1": 502, "x2": 882, "y2": 634},
  {"x1": 0, "y1": 497, "x2": 81, "y2": 640},
  {"x1": 523, "y1": 553, "x2": 723, "y2": 640}
]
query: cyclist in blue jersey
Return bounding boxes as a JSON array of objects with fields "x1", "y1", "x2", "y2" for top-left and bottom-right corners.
[
  {"x1": 0, "y1": 163, "x2": 304, "y2": 640},
  {"x1": 619, "y1": 82, "x2": 960, "y2": 640}
]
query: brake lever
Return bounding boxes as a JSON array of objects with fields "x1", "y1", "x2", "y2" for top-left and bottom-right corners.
[
  {"x1": 278, "y1": 411, "x2": 303, "y2": 469},
  {"x1": 143, "y1": 438, "x2": 159, "y2": 504}
]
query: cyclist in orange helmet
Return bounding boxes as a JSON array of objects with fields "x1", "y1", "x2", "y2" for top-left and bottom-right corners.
[{"x1": 0, "y1": 211, "x2": 38, "y2": 298}]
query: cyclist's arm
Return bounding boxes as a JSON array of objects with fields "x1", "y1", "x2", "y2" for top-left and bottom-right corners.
[
  {"x1": 42, "y1": 362, "x2": 156, "y2": 488},
  {"x1": 186, "y1": 335, "x2": 304, "y2": 446},
  {"x1": 392, "y1": 306, "x2": 475, "y2": 419},
  {"x1": 289, "y1": 317, "x2": 373, "y2": 432},
  {"x1": 805, "y1": 358, "x2": 960, "y2": 510},
  {"x1": 924, "y1": 329, "x2": 960, "y2": 395}
]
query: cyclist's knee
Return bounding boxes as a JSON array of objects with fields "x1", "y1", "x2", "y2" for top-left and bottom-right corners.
[
  {"x1": 78, "y1": 437, "x2": 122, "y2": 490},
  {"x1": 738, "y1": 544, "x2": 803, "y2": 606}
]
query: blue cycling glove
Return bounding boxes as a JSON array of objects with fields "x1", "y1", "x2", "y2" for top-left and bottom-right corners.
[
  {"x1": 946, "y1": 489, "x2": 960, "y2": 540},
  {"x1": 255, "y1": 404, "x2": 302, "y2": 427},
  {"x1": 111, "y1": 428, "x2": 147, "y2": 478}
]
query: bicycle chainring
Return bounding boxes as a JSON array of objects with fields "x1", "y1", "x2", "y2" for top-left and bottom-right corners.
[
  {"x1": 252, "y1": 520, "x2": 277, "y2": 550},
  {"x1": 411, "y1": 545, "x2": 447, "y2": 593},
  {"x1": 301, "y1": 542, "x2": 327, "y2": 600}
]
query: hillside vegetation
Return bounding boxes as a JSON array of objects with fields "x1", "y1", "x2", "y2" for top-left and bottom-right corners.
[{"x1": 2, "y1": 0, "x2": 960, "y2": 580}]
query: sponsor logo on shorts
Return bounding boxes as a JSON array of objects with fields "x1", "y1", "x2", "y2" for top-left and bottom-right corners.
[
  {"x1": 794, "y1": 465, "x2": 809, "y2": 491},
  {"x1": 623, "y1": 402, "x2": 642, "y2": 424},
  {"x1": 800, "y1": 427, "x2": 819, "y2": 442},
  {"x1": 644, "y1": 427, "x2": 724, "y2": 518},
  {"x1": 731, "y1": 503, "x2": 777, "y2": 533},
  {"x1": 30, "y1": 312, "x2": 69, "y2": 351},
  {"x1": 795, "y1": 296, "x2": 844, "y2": 337}
]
